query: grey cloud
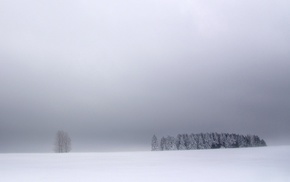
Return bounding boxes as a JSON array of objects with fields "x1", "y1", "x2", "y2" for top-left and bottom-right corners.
[{"x1": 0, "y1": 0, "x2": 290, "y2": 152}]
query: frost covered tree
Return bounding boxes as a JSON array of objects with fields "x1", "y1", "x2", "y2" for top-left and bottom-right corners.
[
  {"x1": 197, "y1": 134, "x2": 205, "y2": 149},
  {"x1": 225, "y1": 134, "x2": 237, "y2": 148},
  {"x1": 165, "y1": 136, "x2": 177, "y2": 150},
  {"x1": 183, "y1": 134, "x2": 190, "y2": 150},
  {"x1": 54, "y1": 130, "x2": 71, "y2": 153},
  {"x1": 211, "y1": 133, "x2": 220, "y2": 148},
  {"x1": 160, "y1": 137, "x2": 166, "y2": 151},
  {"x1": 188, "y1": 134, "x2": 198, "y2": 149},
  {"x1": 260, "y1": 139, "x2": 267, "y2": 146},
  {"x1": 176, "y1": 134, "x2": 186, "y2": 150},
  {"x1": 203, "y1": 133, "x2": 213, "y2": 149},
  {"x1": 151, "y1": 135, "x2": 159, "y2": 151}
]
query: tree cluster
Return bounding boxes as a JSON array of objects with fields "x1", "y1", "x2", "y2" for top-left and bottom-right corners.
[{"x1": 151, "y1": 133, "x2": 266, "y2": 151}]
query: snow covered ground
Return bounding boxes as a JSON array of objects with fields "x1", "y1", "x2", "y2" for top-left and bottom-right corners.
[{"x1": 1, "y1": 146, "x2": 289, "y2": 182}]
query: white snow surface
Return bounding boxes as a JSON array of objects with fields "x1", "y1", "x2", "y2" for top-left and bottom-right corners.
[{"x1": 1, "y1": 146, "x2": 289, "y2": 182}]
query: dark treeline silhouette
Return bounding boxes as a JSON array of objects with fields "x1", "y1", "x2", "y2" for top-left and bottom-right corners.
[{"x1": 151, "y1": 133, "x2": 266, "y2": 151}]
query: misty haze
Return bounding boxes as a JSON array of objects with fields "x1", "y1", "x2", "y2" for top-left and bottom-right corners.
[
  {"x1": 0, "y1": 0, "x2": 290, "y2": 181},
  {"x1": 1, "y1": 0, "x2": 289, "y2": 153}
]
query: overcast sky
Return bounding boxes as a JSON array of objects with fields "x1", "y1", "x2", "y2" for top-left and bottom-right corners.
[{"x1": 0, "y1": 0, "x2": 290, "y2": 152}]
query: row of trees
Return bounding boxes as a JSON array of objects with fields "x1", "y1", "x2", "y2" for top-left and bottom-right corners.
[{"x1": 151, "y1": 133, "x2": 266, "y2": 151}]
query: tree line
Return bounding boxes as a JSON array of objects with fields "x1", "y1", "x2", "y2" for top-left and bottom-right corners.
[{"x1": 151, "y1": 133, "x2": 266, "y2": 151}]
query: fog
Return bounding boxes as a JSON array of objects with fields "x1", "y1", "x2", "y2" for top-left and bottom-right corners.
[{"x1": 0, "y1": 0, "x2": 290, "y2": 152}]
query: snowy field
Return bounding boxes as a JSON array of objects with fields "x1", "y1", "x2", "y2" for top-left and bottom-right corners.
[{"x1": 1, "y1": 146, "x2": 289, "y2": 182}]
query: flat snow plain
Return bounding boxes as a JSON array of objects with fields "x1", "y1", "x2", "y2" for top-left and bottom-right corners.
[{"x1": 1, "y1": 146, "x2": 289, "y2": 182}]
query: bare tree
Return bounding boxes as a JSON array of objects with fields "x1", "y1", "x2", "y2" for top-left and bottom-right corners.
[{"x1": 54, "y1": 130, "x2": 71, "y2": 153}]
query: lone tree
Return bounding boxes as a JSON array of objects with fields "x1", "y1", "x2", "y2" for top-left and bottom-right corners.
[{"x1": 54, "y1": 130, "x2": 71, "y2": 153}]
